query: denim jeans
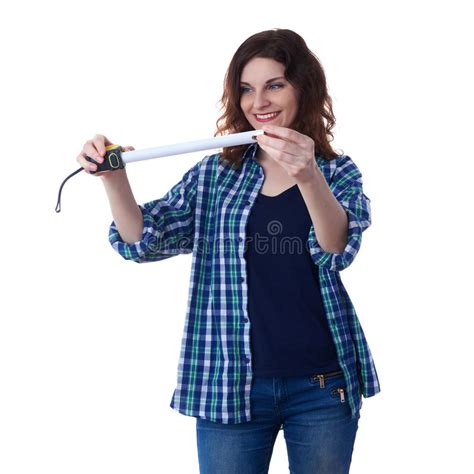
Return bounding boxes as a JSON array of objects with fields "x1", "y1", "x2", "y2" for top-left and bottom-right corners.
[{"x1": 196, "y1": 371, "x2": 360, "y2": 474}]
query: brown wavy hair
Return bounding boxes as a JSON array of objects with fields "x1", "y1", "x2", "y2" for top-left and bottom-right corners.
[{"x1": 214, "y1": 28, "x2": 342, "y2": 170}]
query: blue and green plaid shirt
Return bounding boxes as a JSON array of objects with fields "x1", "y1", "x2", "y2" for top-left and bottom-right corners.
[{"x1": 108, "y1": 141, "x2": 381, "y2": 424}]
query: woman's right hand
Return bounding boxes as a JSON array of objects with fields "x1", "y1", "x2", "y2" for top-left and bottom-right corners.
[{"x1": 76, "y1": 134, "x2": 135, "y2": 177}]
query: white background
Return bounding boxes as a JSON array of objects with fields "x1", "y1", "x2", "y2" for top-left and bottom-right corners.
[{"x1": 1, "y1": 0, "x2": 473, "y2": 472}]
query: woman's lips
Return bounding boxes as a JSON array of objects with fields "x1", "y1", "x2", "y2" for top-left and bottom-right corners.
[{"x1": 254, "y1": 111, "x2": 281, "y2": 122}]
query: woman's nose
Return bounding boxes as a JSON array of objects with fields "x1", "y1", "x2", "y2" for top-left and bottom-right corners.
[{"x1": 253, "y1": 90, "x2": 271, "y2": 109}]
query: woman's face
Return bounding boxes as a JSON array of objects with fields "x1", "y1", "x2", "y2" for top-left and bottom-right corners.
[{"x1": 239, "y1": 57, "x2": 299, "y2": 130}]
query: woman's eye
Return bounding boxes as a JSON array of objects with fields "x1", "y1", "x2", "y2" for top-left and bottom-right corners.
[{"x1": 240, "y1": 84, "x2": 283, "y2": 94}]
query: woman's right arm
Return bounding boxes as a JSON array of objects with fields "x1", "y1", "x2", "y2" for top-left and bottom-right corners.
[
  {"x1": 76, "y1": 134, "x2": 142, "y2": 244},
  {"x1": 77, "y1": 133, "x2": 203, "y2": 263}
]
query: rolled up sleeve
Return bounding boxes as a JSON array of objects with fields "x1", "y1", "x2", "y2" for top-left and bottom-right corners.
[
  {"x1": 307, "y1": 155, "x2": 372, "y2": 272},
  {"x1": 108, "y1": 158, "x2": 202, "y2": 263}
]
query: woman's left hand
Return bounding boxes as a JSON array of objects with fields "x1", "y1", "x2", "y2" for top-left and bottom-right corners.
[{"x1": 256, "y1": 124, "x2": 318, "y2": 184}]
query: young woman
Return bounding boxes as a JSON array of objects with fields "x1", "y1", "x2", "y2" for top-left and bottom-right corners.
[{"x1": 76, "y1": 28, "x2": 381, "y2": 474}]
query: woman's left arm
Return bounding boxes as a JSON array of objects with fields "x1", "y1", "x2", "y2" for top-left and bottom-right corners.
[
  {"x1": 256, "y1": 125, "x2": 371, "y2": 271},
  {"x1": 305, "y1": 154, "x2": 372, "y2": 272}
]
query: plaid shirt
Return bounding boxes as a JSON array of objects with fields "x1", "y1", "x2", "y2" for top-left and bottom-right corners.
[{"x1": 108, "y1": 142, "x2": 381, "y2": 424}]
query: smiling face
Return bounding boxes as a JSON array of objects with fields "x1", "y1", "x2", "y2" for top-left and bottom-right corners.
[{"x1": 239, "y1": 57, "x2": 299, "y2": 131}]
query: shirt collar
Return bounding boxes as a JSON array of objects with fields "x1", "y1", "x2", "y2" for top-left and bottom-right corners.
[{"x1": 244, "y1": 141, "x2": 259, "y2": 162}]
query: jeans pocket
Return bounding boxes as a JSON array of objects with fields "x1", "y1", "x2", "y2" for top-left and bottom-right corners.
[
  {"x1": 308, "y1": 370, "x2": 344, "y2": 388},
  {"x1": 327, "y1": 374, "x2": 347, "y2": 403}
]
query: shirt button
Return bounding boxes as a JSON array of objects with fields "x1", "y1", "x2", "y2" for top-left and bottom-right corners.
[
  {"x1": 243, "y1": 318, "x2": 249, "y2": 323},
  {"x1": 244, "y1": 357, "x2": 250, "y2": 363},
  {"x1": 238, "y1": 237, "x2": 243, "y2": 242},
  {"x1": 240, "y1": 277, "x2": 245, "y2": 282},
  {"x1": 246, "y1": 200, "x2": 251, "y2": 205}
]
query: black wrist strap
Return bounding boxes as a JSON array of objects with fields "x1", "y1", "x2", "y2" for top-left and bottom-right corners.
[
  {"x1": 55, "y1": 167, "x2": 84, "y2": 213},
  {"x1": 55, "y1": 145, "x2": 125, "y2": 213}
]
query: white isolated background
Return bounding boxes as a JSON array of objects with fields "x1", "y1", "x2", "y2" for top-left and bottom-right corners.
[{"x1": 1, "y1": 0, "x2": 472, "y2": 473}]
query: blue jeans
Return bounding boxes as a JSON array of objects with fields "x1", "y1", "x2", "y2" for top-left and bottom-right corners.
[{"x1": 196, "y1": 371, "x2": 360, "y2": 473}]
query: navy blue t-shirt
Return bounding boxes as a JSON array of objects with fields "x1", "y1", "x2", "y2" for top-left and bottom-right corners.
[{"x1": 244, "y1": 183, "x2": 342, "y2": 377}]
